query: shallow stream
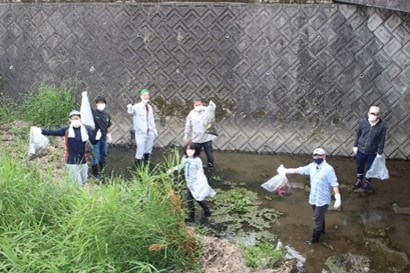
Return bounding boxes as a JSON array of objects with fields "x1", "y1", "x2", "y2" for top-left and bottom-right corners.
[{"x1": 106, "y1": 146, "x2": 410, "y2": 272}]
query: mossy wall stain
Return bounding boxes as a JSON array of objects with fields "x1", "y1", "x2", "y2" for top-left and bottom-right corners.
[{"x1": 152, "y1": 96, "x2": 235, "y2": 126}]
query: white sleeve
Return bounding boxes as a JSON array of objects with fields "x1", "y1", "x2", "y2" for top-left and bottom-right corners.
[{"x1": 184, "y1": 112, "x2": 192, "y2": 137}]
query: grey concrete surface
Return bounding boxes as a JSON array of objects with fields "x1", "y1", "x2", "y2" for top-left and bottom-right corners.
[{"x1": 0, "y1": 3, "x2": 408, "y2": 158}]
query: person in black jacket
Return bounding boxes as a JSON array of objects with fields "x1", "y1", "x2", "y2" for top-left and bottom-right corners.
[
  {"x1": 352, "y1": 106, "x2": 387, "y2": 192},
  {"x1": 91, "y1": 96, "x2": 112, "y2": 179},
  {"x1": 40, "y1": 110, "x2": 97, "y2": 186}
]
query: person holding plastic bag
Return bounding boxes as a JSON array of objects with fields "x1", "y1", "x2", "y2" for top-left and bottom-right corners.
[
  {"x1": 184, "y1": 98, "x2": 217, "y2": 171},
  {"x1": 127, "y1": 89, "x2": 157, "y2": 168},
  {"x1": 169, "y1": 142, "x2": 216, "y2": 222},
  {"x1": 34, "y1": 110, "x2": 98, "y2": 186},
  {"x1": 352, "y1": 106, "x2": 387, "y2": 192},
  {"x1": 91, "y1": 95, "x2": 112, "y2": 179},
  {"x1": 278, "y1": 148, "x2": 341, "y2": 245}
]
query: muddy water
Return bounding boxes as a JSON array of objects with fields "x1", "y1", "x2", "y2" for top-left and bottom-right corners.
[{"x1": 106, "y1": 146, "x2": 410, "y2": 272}]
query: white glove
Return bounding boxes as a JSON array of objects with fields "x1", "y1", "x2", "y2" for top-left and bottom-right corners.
[
  {"x1": 334, "y1": 193, "x2": 342, "y2": 209},
  {"x1": 183, "y1": 135, "x2": 190, "y2": 143},
  {"x1": 106, "y1": 133, "x2": 113, "y2": 143},
  {"x1": 376, "y1": 153, "x2": 382, "y2": 158},
  {"x1": 127, "y1": 104, "x2": 132, "y2": 109},
  {"x1": 353, "y1": 147, "x2": 358, "y2": 155},
  {"x1": 277, "y1": 164, "x2": 287, "y2": 176},
  {"x1": 153, "y1": 129, "x2": 158, "y2": 138},
  {"x1": 95, "y1": 129, "x2": 102, "y2": 140}
]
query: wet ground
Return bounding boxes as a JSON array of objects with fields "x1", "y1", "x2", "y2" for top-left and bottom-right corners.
[{"x1": 106, "y1": 146, "x2": 410, "y2": 272}]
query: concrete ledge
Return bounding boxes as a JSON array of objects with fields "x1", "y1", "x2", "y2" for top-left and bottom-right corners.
[{"x1": 334, "y1": 0, "x2": 410, "y2": 13}]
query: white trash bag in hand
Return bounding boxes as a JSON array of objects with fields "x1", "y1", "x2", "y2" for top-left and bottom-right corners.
[
  {"x1": 80, "y1": 91, "x2": 95, "y2": 130},
  {"x1": 366, "y1": 155, "x2": 389, "y2": 180},
  {"x1": 261, "y1": 164, "x2": 291, "y2": 196},
  {"x1": 29, "y1": 126, "x2": 49, "y2": 160}
]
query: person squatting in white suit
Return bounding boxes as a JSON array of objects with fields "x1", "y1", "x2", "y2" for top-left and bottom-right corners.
[{"x1": 127, "y1": 88, "x2": 157, "y2": 167}]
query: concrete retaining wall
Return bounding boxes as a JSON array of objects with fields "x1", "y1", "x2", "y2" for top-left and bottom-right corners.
[{"x1": 0, "y1": 3, "x2": 409, "y2": 158}]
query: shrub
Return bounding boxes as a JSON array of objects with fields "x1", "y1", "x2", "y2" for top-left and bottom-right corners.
[{"x1": 20, "y1": 83, "x2": 76, "y2": 127}]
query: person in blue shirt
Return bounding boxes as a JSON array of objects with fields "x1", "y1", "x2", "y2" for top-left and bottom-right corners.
[
  {"x1": 40, "y1": 110, "x2": 98, "y2": 186},
  {"x1": 278, "y1": 148, "x2": 341, "y2": 245}
]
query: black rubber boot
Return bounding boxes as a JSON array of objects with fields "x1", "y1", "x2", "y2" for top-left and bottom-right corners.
[
  {"x1": 99, "y1": 161, "x2": 106, "y2": 173},
  {"x1": 304, "y1": 229, "x2": 321, "y2": 245},
  {"x1": 143, "y1": 153, "x2": 150, "y2": 165},
  {"x1": 198, "y1": 201, "x2": 211, "y2": 217},
  {"x1": 91, "y1": 164, "x2": 100, "y2": 179}
]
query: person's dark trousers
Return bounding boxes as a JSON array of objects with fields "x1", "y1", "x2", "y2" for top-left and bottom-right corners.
[
  {"x1": 305, "y1": 204, "x2": 329, "y2": 244},
  {"x1": 193, "y1": 141, "x2": 214, "y2": 169},
  {"x1": 356, "y1": 150, "x2": 377, "y2": 181},
  {"x1": 187, "y1": 189, "x2": 211, "y2": 222}
]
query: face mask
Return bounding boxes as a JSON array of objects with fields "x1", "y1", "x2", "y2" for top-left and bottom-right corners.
[
  {"x1": 194, "y1": 106, "x2": 203, "y2": 112},
  {"x1": 368, "y1": 114, "x2": 377, "y2": 122},
  {"x1": 96, "y1": 103, "x2": 106, "y2": 111},
  {"x1": 142, "y1": 99, "x2": 149, "y2": 105},
  {"x1": 71, "y1": 120, "x2": 81, "y2": 128},
  {"x1": 313, "y1": 158, "x2": 324, "y2": 165},
  {"x1": 186, "y1": 149, "x2": 195, "y2": 157}
]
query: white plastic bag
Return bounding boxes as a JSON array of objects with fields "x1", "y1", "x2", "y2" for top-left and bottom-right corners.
[
  {"x1": 261, "y1": 174, "x2": 291, "y2": 196},
  {"x1": 366, "y1": 155, "x2": 389, "y2": 180},
  {"x1": 80, "y1": 91, "x2": 95, "y2": 130},
  {"x1": 29, "y1": 126, "x2": 49, "y2": 160},
  {"x1": 189, "y1": 171, "x2": 217, "y2": 201}
]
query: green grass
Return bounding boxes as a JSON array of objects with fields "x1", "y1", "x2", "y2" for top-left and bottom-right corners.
[
  {"x1": 244, "y1": 242, "x2": 285, "y2": 269},
  {"x1": 0, "y1": 95, "x2": 18, "y2": 122},
  {"x1": 0, "y1": 149, "x2": 200, "y2": 273},
  {"x1": 20, "y1": 83, "x2": 76, "y2": 127}
]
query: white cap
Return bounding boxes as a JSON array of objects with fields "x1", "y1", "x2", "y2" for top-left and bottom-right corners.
[
  {"x1": 313, "y1": 148, "x2": 326, "y2": 155},
  {"x1": 68, "y1": 110, "x2": 81, "y2": 118},
  {"x1": 369, "y1": 106, "x2": 380, "y2": 115}
]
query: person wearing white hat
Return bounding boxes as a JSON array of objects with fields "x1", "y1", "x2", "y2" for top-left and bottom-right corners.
[
  {"x1": 352, "y1": 105, "x2": 387, "y2": 192},
  {"x1": 277, "y1": 148, "x2": 341, "y2": 245},
  {"x1": 37, "y1": 110, "x2": 98, "y2": 186}
]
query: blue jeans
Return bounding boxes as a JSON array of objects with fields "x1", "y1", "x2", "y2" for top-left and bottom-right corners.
[
  {"x1": 92, "y1": 140, "x2": 108, "y2": 166},
  {"x1": 356, "y1": 150, "x2": 376, "y2": 180}
]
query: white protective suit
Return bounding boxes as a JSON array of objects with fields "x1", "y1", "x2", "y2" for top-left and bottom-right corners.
[{"x1": 127, "y1": 101, "x2": 157, "y2": 159}]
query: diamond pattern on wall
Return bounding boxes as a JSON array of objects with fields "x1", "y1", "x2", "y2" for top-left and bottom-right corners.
[{"x1": 0, "y1": 3, "x2": 409, "y2": 159}]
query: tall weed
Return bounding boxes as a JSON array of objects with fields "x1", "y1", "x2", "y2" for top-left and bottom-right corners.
[
  {"x1": 0, "y1": 95, "x2": 18, "y2": 122},
  {"x1": 0, "y1": 150, "x2": 200, "y2": 273},
  {"x1": 20, "y1": 83, "x2": 76, "y2": 127}
]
